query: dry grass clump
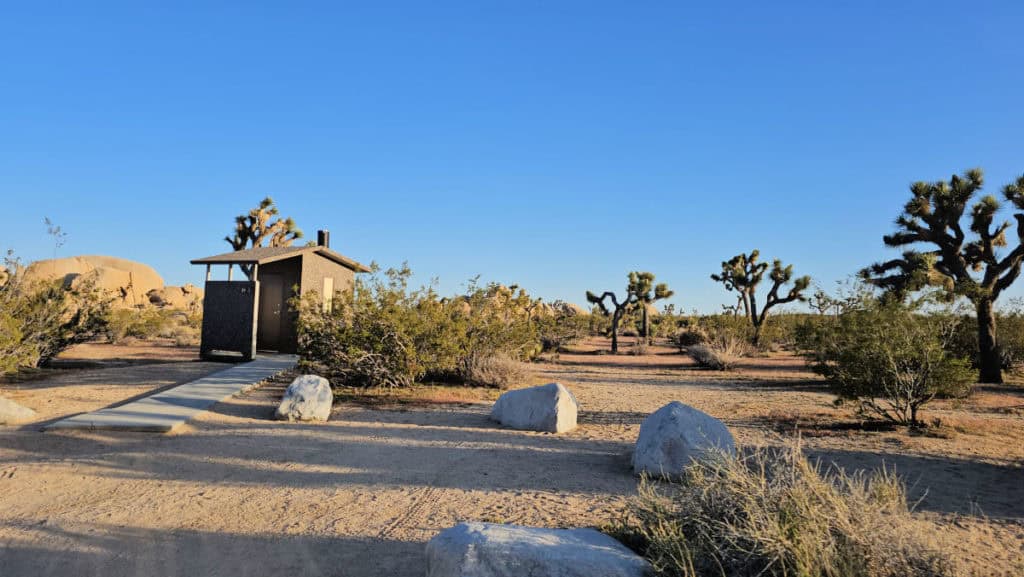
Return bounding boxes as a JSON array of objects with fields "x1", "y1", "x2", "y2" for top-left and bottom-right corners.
[
  {"x1": 611, "y1": 443, "x2": 960, "y2": 577},
  {"x1": 459, "y1": 353, "x2": 530, "y2": 389},
  {"x1": 629, "y1": 339, "x2": 650, "y2": 356},
  {"x1": 687, "y1": 334, "x2": 749, "y2": 370}
]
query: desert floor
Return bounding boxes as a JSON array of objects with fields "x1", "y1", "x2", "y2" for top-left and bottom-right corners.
[{"x1": 1, "y1": 338, "x2": 1022, "y2": 576}]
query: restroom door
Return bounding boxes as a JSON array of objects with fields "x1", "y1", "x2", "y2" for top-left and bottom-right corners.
[{"x1": 257, "y1": 273, "x2": 284, "y2": 351}]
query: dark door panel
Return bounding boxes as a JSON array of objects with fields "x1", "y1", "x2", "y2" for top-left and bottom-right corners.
[{"x1": 257, "y1": 274, "x2": 284, "y2": 351}]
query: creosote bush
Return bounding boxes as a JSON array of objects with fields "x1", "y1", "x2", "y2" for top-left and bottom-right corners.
[
  {"x1": 609, "y1": 443, "x2": 960, "y2": 577},
  {"x1": 0, "y1": 252, "x2": 109, "y2": 373},
  {"x1": 800, "y1": 301, "x2": 974, "y2": 426},
  {"x1": 295, "y1": 265, "x2": 542, "y2": 389}
]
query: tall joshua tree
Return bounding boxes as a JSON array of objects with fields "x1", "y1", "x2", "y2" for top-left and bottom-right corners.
[
  {"x1": 225, "y1": 197, "x2": 303, "y2": 279},
  {"x1": 711, "y1": 250, "x2": 810, "y2": 345},
  {"x1": 862, "y1": 169, "x2": 1024, "y2": 384},
  {"x1": 629, "y1": 271, "x2": 674, "y2": 342}
]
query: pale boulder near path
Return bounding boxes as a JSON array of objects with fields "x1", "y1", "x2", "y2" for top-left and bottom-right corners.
[
  {"x1": 490, "y1": 382, "x2": 579, "y2": 433},
  {"x1": 632, "y1": 400, "x2": 737, "y2": 478},
  {"x1": 0, "y1": 339, "x2": 1021, "y2": 575},
  {"x1": 426, "y1": 522, "x2": 653, "y2": 577},
  {"x1": 275, "y1": 374, "x2": 333, "y2": 422}
]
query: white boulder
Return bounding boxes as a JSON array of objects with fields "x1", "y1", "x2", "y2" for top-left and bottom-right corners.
[
  {"x1": 426, "y1": 522, "x2": 652, "y2": 577},
  {"x1": 0, "y1": 397, "x2": 36, "y2": 425},
  {"x1": 274, "y1": 375, "x2": 332, "y2": 422},
  {"x1": 490, "y1": 382, "x2": 578, "y2": 433},
  {"x1": 632, "y1": 401, "x2": 735, "y2": 477}
]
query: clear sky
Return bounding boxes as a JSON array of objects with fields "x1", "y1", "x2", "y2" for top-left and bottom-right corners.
[{"x1": 2, "y1": 1, "x2": 1022, "y2": 312}]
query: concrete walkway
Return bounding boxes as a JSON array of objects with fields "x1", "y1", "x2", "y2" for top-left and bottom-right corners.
[{"x1": 45, "y1": 355, "x2": 298, "y2": 433}]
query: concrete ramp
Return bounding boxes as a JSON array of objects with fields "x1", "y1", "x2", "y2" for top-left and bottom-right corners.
[{"x1": 45, "y1": 355, "x2": 298, "y2": 433}]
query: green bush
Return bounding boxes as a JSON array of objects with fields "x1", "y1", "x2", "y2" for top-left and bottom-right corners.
[
  {"x1": 610, "y1": 444, "x2": 959, "y2": 577},
  {"x1": 536, "y1": 309, "x2": 590, "y2": 352},
  {"x1": 800, "y1": 302, "x2": 974, "y2": 426},
  {"x1": 0, "y1": 254, "x2": 109, "y2": 372},
  {"x1": 295, "y1": 265, "x2": 543, "y2": 388}
]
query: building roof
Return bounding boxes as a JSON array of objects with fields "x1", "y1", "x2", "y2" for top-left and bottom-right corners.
[{"x1": 191, "y1": 246, "x2": 371, "y2": 272}]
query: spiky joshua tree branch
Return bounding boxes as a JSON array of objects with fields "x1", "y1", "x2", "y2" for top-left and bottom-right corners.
[{"x1": 225, "y1": 197, "x2": 304, "y2": 279}]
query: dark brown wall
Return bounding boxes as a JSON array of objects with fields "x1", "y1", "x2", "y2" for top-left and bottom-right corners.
[{"x1": 199, "y1": 281, "x2": 259, "y2": 360}]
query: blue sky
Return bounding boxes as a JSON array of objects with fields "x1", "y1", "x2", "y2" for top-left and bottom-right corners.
[{"x1": 2, "y1": 1, "x2": 1022, "y2": 312}]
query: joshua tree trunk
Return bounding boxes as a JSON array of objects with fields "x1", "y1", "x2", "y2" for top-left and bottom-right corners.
[
  {"x1": 611, "y1": 310, "x2": 623, "y2": 354},
  {"x1": 976, "y1": 298, "x2": 1002, "y2": 384},
  {"x1": 641, "y1": 306, "x2": 649, "y2": 342}
]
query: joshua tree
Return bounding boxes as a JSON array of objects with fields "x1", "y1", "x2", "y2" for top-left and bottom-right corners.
[
  {"x1": 587, "y1": 278, "x2": 638, "y2": 354},
  {"x1": 711, "y1": 250, "x2": 810, "y2": 345},
  {"x1": 862, "y1": 168, "x2": 1024, "y2": 384},
  {"x1": 225, "y1": 197, "x2": 303, "y2": 279},
  {"x1": 629, "y1": 271, "x2": 674, "y2": 342},
  {"x1": 588, "y1": 272, "x2": 672, "y2": 352}
]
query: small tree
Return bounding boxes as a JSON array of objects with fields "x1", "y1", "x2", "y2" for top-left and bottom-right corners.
[
  {"x1": 711, "y1": 250, "x2": 810, "y2": 345},
  {"x1": 225, "y1": 197, "x2": 303, "y2": 279},
  {"x1": 586, "y1": 274, "x2": 642, "y2": 354},
  {"x1": 862, "y1": 168, "x2": 1024, "y2": 384},
  {"x1": 629, "y1": 272, "x2": 674, "y2": 342}
]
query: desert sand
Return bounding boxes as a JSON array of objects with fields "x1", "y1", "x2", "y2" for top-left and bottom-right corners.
[{"x1": 1, "y1": 339, "x2": 1021, "y2": 576}]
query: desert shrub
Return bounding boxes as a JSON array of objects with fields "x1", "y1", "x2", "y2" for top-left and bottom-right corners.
[
  {"x1": 105, "y1": 308, "x2": 173, "y2": 342},
  {"x1": 295, "y1": 265, "x2": 543, "y2": 388},
  {"x1": 610, "y1": 444, "x2": 959, "y2": 577},
  {"x1": 687, "y1": 335, "x2": 749, "y2": 370},
  {"x1": 536, "y1": 310, "x2": 589, "y2": 352},
  {"x1": 459, "y1": 352, "x2": 529, "y2": 389},
  {"x1": 628, "y1": 338, "x2": 650, "y2": 356},
  {"x1": 679, "y1": 315, "x2": 751, "y2": 369},
  {"x1": 0, "y1": 310, "x2": 31, "y2": 374},
  {"x1": 800, "y1": 302, "x2": 974, "y2": 426},
  {"x1": 671, "y1": 327, "x2": 704, "y2": 352},
  {"x1": 755, "y1": 312, "x2": 816, "y2": 351},
  {"x1": 0, "y1": 254, "x2": 109, "y2": 372}
]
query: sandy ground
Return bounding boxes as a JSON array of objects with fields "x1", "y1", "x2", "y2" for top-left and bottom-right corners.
[{"x1": 1, "y1": 339, "x2": 1022, "y2": 576}]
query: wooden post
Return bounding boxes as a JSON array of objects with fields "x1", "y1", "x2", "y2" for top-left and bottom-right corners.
[
  {"x1": 206, "y1": 264, "x2": 211, "y2": 282},
  {"x1": 228, "y1": 264, "x2": 233, "y2": 281},
  {"x1": 252, "y1": 263, "x2": 259, "y2": 280}
]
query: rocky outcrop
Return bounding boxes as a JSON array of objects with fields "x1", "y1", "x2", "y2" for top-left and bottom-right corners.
[
  {"x1": 632, "y1": 401, "x2": 735, "y2": 478},
  {"x1": 426, "y1": 522, "x2": 653, "y2": 577},
  {"x1": 275, "y1": 375, "x2": 333, "y2": 422},
  {"x1": 490, "y1": 382, "x2": 578, "y2": 433},
  {"x1": 147, "y1": 284, "x2": 203, "y2": 310},
  {"x1": 24, "y1": 256, "x2": 164, "y2": 308}
]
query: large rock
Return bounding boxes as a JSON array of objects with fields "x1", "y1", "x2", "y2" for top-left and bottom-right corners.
[
  {"x1": 0, "y1": 397, "x2": 36, "y2": 425},
  {"x1": 148, "y1": 284, "x2": 203, "y2": 310},
  {"x1": 490, "y1": 382, "x2": 578, "y2": 433},
  {"x1": 426, "y1": 522, "x2": 652, "y2": 577},
  {"x1": 632, "y1": 401, "x2": 735, "y2": 477},
  {"x1": 24, "y1": 255, "x2": 164, "y2": 308},
  {"x1": 275, "y1": 375, "x2": 332, "y2": 422}
]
